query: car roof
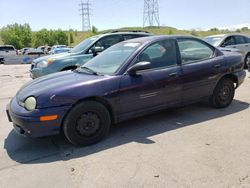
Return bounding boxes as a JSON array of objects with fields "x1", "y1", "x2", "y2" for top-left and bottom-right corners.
[
  {"x1": 99, "y1": 31, "x2": 152, "y2": 37},
  {"x1": 121, "y1": 35, "x2": 200, "y2": 43},
  {"x1": 206, "y1": 33, "x2": 250, "y2": 38}
]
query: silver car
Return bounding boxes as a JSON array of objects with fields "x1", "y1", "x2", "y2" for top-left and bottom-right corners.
[{"x1": 204, "y1": 34, "x2": 250, "y2": 69}]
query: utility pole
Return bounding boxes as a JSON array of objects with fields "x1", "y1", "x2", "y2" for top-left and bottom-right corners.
[
  {"x1": 79, "y1": 0, "x2": 91, "y2": 31},
  {"x1": 143, "y1": 0, "x2": 160, "y2": 27}
]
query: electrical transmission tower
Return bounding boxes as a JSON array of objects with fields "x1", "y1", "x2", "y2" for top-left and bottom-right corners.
[
  {"x1": 79, "y1": 0, "x2": 91, "y2": 31},
  {"x1": 143, "y1": 0, "x2": 160, "y2": 27}
]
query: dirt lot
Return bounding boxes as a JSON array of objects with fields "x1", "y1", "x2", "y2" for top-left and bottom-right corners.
[{"x1": 0, "y1": 64, "x2": 250, "y2": 188}]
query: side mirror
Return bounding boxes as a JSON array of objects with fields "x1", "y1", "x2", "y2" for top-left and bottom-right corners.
[
  {"x1": 91, "y1": 46, "x2": 104, "y2": 56},
  {"x1": 127, "y1": 61, "x2": 151, "y2": 75}
]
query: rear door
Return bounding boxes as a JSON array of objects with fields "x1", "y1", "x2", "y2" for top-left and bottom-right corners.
[
  {"x1": 177, "y1": 38, "x2": 224, "y2": 103},
  {"x1": 119, "y1": 39, "x2": 182, "y2": 119},
  {"x1": 233, "y1": 35, "x2": 250, "y2": 57}
]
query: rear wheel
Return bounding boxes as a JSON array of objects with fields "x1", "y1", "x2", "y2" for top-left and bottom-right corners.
[
  {"x1": 209, "y1": 78, "x2": 235, "y2": 108},
  {"x1": 63, "y1": 101, "x2": 111, "y2": 146}
]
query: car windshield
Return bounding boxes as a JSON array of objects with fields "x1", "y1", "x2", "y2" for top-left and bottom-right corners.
[
  {"x1": 204, "y1": 37, "x2": 223, "y2": 47},
  {"x1": 70, "y1": 36, "x2": 100, "y2": 53},
  {"x1": 80, "y1": 42, "x2": 142, "y2": 75}
]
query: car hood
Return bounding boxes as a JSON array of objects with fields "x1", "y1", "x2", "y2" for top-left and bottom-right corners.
[
  {"x1": 33, "y1": 52, "x2": 75, "y2": 63},
  {"x1": 16, "y1": 70, "x2": 105, "y2": 107}
]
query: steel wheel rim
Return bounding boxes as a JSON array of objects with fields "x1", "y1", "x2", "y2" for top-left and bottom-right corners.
[
  {"x1": 218, "y1": 84, "x2": 231, "y2": 102},
  {"x1": 76, "y1": 112, "x2": 101, "y2": 137}
]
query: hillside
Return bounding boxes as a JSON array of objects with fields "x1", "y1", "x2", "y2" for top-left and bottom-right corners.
[
  {"x1": 70, "y1": 26, "x2": 250, "y2": 46},
  {"x1": 1, "y1": 26, "x2": 250, "y2": 47}
]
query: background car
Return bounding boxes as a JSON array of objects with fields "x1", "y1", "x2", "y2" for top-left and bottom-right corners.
[
  {"x1": 52, "y1": 47, "x2": 72, "y2": 54},
  {"x1": 37, "y1": 46, "x2": 46, "y2": 53},
  {"x1": 7, "y1": 35, "x2": 246, "y2": 146},
  {"x1": 18, "y1": 48, "x2": 30, "y2": 55},
  {"x1": 49, "y1": 45, "x2": 67, "y2": 54},
  {"x1": 44, "y1": 46, "x2": 51, "y2": 54},
  {"x1": 204, "y1": 34, "x2": 250, "y2": 69},
  {"x1": 30, "y1": 31, "x2": 152, "y2": 79},
  {"x1": 24, "y1": 48, "x2": 44, "y2": 55},
  {"x1": 0, "y1": 45, "x2": 17, "y2": 57}
]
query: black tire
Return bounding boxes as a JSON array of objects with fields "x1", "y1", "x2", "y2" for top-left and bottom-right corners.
[
  {"x1": 209, "y1": 78, "x2": 235, "y2": 108},
  {"x1": 63, "y1": 101, "x2": 111, "y2": 146},
  {"x1": 245, "y1": 54, "x2": 250, "y2": 69}
]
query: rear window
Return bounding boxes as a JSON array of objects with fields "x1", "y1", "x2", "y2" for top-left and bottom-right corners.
[
  {"x1": 0, "y1": 46, "x2": 15, "y2": 51},
  {"x1": 234, "y1": 36, "x2": 246, "y2": 44}
]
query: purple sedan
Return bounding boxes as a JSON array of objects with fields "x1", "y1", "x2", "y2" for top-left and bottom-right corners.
[{"x1": 6, "y1": 36, "x2": 246, "y2": 146}]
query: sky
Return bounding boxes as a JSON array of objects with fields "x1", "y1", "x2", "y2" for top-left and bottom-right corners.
[{"x1": 0, "y1": 0, "x2": 249, "y2": 31}]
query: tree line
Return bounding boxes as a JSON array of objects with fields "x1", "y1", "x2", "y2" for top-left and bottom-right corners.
[{"x1": 0, "y1": 23, "x2": 75, "y2": 49}]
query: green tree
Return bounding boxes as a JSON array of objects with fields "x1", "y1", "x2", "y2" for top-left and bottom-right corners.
[
  {"x1": 54, "y1": 30, "x2": 68, "y2": 45},
  {"x1": 32, "y1": 29, "x2": 68, "y2": 47},
  {"x1": 69, "y1": 32, "x2": 74, "y2": 44},
  {"x1": 92, "y1": 26, "x2": 98, "y2": 34},
  {"x1": 74, "y1": 30, "x2": 78, "y2": 36},
  {"x1": 32, "y1": 29, "x2": 50, "y2": 47},
  {"x1": 0, "y1": 23, "x2": 32, "y2": 49},
  {"x1": 241, "y1": 27, "x2": 249, "y2": 31},
  {"x1": 168, "y1": 29, "x2": 173, "y2": 35},
  {"x1": 209, "y1": 28, "x2": 219, "y2": 32}
]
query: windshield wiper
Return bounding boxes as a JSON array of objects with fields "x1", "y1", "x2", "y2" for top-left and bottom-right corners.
[{"x1": 80, "y1": 66, "x2": 98, "y2": 75}]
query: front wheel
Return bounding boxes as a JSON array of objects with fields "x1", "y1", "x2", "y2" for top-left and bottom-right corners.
[
  {"x1": 63, "y1": 101, "x2": 111, "y2": 146},
  {"x1": 245, "y1": 54, "x2": 250, "y2": 69},
  {"x1": 209, "y1": 78, "x2": 235, "y2": 108}
]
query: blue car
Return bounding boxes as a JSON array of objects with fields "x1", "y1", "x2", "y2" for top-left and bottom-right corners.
[{"x1": 6, "y1": 35, "x2": 246, "y2": 146}]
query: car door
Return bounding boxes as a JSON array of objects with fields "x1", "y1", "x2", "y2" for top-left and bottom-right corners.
[
  {"x1": 177, "y1": 38, "x2": 224, "y2": 103},
  {"x1": 233, "y1": 36, "x2": 249, "y2": 57},
  {"x1": 118, "y1": 39, "x2": 182, "y2": 119},
  {"x1": 221, "y1": 36, "x2": 236, "y2": 49}
]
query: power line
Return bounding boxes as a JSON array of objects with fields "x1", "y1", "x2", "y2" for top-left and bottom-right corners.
[
  {"x1": 79, "y1": 0, "x2": 91, "y2": 31},
  {"x1": 143, "y1": 0, "x2": 160, "y2": 27}
]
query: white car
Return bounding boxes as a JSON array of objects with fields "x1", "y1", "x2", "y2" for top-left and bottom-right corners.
[
  {"x1": 49, "y1": 45, "x2": 67, "y2": 54},
  {"x1": 204, "y1": 34, "x2": 250, "y2": 69},
  {"x1": 0, "y1": 45, "x2": 17, "y2": 58}
]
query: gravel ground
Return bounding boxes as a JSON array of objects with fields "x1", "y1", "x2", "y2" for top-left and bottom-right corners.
[{"x1": 0, "y1": 64, "x2": 250, "y2": 188}]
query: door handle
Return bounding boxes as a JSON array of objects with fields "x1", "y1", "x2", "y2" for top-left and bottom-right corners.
[
  {"x1": 169, "y1": 73, "x2": 178, "y2": 78},
  {"x1": 214, "y1": 64, "x2": 221, "y2": 68}
]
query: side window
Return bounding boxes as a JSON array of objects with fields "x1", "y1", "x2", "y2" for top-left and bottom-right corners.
[
  {"x1": 222, "y1": 36, "x2": 236, "y2": 47},
  {"x1": 235, "y1": 36, "x2": 246, "y2": 45},
  {"x1": 93, "y1": 35, "x2": 123, "y2": 50},
  {"x1": 136, "y1": 39, "x2": 178, "y2": 69},
  {"x1": 177, "y1": 39, "x2": 214, "y2": 64}
]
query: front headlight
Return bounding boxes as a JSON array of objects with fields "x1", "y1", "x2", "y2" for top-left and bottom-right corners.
[
  {"x1": 37, "y1": 60, "x2": 48, "y2": 68},
  {"x1": 24, "y1": 97, "x2": 37, "y2": 111}
]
